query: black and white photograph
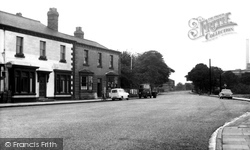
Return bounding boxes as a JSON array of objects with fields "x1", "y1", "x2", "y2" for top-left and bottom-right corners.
[{"x1": 0, "y1": 0, "x2": 250, "y2": 149}]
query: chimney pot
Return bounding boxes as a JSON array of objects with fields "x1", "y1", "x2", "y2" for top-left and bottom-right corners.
[
  {"x1": 16, "y1": 13, "x2": 22, "y2": 17},
  {"x1": 74, "y1": 27, "x2": 84, "y2": 39}
]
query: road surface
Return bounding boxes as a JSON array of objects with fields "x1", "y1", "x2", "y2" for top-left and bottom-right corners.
[{"x1": 1, "y1": 91, "x2": 250, "y2": 149}]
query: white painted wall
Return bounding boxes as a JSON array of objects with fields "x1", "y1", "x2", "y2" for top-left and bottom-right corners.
[
  {"x1": 0, "y1": 29, "x2": 4, "y2": 64},
  {"x1": 4, "y1": 30, "x2": 73, "y2": 97}
]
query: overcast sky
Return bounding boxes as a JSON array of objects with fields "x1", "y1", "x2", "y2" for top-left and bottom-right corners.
[{"x1": 1, "y1": 0, "x2": 250, "y2": 84}]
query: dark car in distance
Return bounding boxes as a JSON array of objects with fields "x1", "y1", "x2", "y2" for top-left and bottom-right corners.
[{"x1": 138, "y1": 84, "x2": 157, "y2": 98}]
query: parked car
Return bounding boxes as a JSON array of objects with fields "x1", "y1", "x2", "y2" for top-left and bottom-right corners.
[
  {"x1": 138, "y1": 84, "x2": 152, "y2": 98},
  {"x1": 219, "y1": 89, "x2": 233, "y2": 99},
  {"x1": 110, "y1": 88, "x2": 129, "y2": 100}
]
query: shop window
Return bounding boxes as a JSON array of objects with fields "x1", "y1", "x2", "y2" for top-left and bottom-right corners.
[
  {"x1": 107, "y1": 76, "x2": 118, "y2": 88},
  {"x1": 80, "y1": 75, "x2": 93, "y2": 91},
  {"x1": 14, "y1": 70, "x2": 35, "y2": 94},
  {"x1": 55, "y1": 72, "x2": 71, "y2": 94}
]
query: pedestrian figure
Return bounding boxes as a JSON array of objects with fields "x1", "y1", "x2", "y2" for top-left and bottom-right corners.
[{"x1": 101, "y1": 87, "x2": 106, "y2": 101}]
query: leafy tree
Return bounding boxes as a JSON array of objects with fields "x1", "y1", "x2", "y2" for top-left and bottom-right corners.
[
  {"x1": 120, "y1": 51, "x2": 135, "y2": 88},
  {"x1": 185, "y1": 83, "x2": 194, "y2": 90},
  {"x1": 232, "y1": 83, "x2": 250, "y2": 94},
  {"x1": 210, "y1": 66, "x2": 223, "y2": 93},
  {"x1": 240, "y1": 72, "x2": 250, "y2": 85},
  {"x1": 221, "y1": 71, "x2": 239, "y2": 89},
  {"x1": 133, "y1": 50, "x2": 174, "y2": 87},
  {"x1": 175, "y1": 82, "x2": 185, "y2": 91},
  {"x1": 186, "y1": 63, "x2": 210, "y2": 92}
]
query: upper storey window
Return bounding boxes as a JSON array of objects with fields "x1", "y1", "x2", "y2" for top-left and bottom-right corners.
[
  {"x1": 39, "y1": 41, "x2": 47, "y2": 60},
  {"x1": 60, "y1": 45, "x2": 66, "y2": 63},
  {"x1": 83, "y1": 50, "x2": 89, "y2": 65},
  {"x1": 15, "y1": 36, "x2": 24, "y2": 58}
]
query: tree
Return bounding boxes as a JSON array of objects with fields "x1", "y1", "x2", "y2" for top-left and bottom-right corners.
[
  {"x1": 120, "y1": 51, "x2": 135, "y2": 88},
  {"x1": 221, "y1": 71, "x2": 239, "y2": 89},
  {"x1": 186, "y1": 63, "x2": 210, "y2": 92},
  {"x1": 211, "y1": 66, "x2": 223, "y2": 92},
  {"x1": 240, "y1": 72, "x2": 250, "y2": 85},
  {"x1": 185, "y1": 83, "x2": 194, "y2": 90},
  {"x1": 175, "y1": 82, "x2": 185, "y2": 91},
  {"x1": 133, "y1": 50, "x2": 174, "y2": 87}
]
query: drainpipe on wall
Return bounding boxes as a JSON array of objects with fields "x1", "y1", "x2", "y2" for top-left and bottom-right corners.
[
  {"x1": 1, "y1": 27, "x2": 6, "y2": 92},
  {"x1": 2, "y1": 28, "x2": 8, "y2": 92}
]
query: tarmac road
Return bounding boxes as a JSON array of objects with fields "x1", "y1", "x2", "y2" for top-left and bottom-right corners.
[{"x1": 0, "y1": 91, "x2": 250, "y2": 150}]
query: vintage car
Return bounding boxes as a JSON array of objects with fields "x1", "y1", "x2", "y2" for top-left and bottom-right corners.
[
  {"x1": 219, "y1": 89, "x2": 233, "y2": 99},
  {"x1": 110, "y1": 88, "x2": 129, "y2": 100}
]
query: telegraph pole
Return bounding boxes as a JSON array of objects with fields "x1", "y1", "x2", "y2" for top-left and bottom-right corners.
[{"x1": 209, "y1": 59, "x2": 212, "y2": 95}]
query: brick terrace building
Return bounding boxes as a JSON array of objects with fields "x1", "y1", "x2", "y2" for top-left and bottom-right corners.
[{"x1": 72, "y1": 27, "x2": 121, "y2": 99}]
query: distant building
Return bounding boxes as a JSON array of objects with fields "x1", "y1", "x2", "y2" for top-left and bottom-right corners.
[
  {"x1": 228, "y1": 39, "x2": 250, "y2": 76},
  {"x1": 228, "y1": 69, "x2": 250, "y2": 76},
  {"x1": 161, "y1": 79, "x2": 175, "y2": 92}
]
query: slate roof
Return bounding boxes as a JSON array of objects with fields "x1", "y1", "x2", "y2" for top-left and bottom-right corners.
[{"x1": 0, "y1": 10, "x2": 110, "y2": 50}]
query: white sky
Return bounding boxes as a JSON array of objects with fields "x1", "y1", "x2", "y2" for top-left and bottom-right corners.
[{"x1": 1, "y1": 0, "x2": 250, "y2": 84}]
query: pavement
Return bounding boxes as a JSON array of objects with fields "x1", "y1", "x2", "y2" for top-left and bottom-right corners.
[
  {"x1": 212, "y1": 96, "x2": 250, "y2": 150},
  {"x1": 0, "y1": 94, "x2": 250, "y2": 150}
]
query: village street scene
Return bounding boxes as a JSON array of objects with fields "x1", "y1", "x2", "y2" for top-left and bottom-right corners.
[{"x1": 0, "y1": 1, "x2": 250, "y2": 150}]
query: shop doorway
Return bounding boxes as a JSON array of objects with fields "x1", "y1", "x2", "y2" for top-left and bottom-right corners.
[{"x1": 97, "y1": 78, "x2": 102, "y2": 97}]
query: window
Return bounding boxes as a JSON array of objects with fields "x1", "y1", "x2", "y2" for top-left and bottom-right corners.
[
  {"x1": 55, "y1": 72, "x2": 71, "y2": 94},
  {"x1": 80, "y1": 75, "x2": 93, "y2": 91},
  {"x1": 39, "y1": 41, "x2": 47, "y2": 60},
  {"x1": 97, "y1": 53, "x2": 102, "y2": 67},
  {"x1": 14, "y1": 70, "x2": 35, "y2": 94},
  {"x1": 60, "y1": 45, "x2": 66, "y2": 63},
  {"x1": 107, "y1": 76, "x2": 118, "y2": 88},
  {"x1": 109, "y1": 55, "x2": 114, "y2": 69},
  {"x1": 15, "y1": 36, "x2": 24, "y2": 58},
  {"x1": 83, "y1": 50, "x2": 88, "y2": 65}
]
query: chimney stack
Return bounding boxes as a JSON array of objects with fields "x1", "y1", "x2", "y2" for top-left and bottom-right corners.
[
  {"x1": 47, "y1": 8, "x2": 59, "y2": 31},
  {"x1": 16, "y1": 13, "x2": 22, "y2": 17},
  {"x1": 74, "y1": 27, "x2": 84, "y2": 39}
]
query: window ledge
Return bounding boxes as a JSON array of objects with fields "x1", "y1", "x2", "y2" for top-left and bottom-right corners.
[
  {"x1": 80, "y1": 90, "x2": 93, "y2": 93},
  {"x1": 60, "y1": 59, "x2": 67, "y2": 63},
  {"x1": 39, "y1": 56, "x2": 47, "y2": 61},
  {"x1": 15, "y1": 53, "x2": 25, "y2": 58}
]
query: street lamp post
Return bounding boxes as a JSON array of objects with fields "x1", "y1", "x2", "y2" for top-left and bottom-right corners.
[
  {"x1": 209, "y1": 59, "x2": 211, "y2": 95},
  {"x1": 220, "y1": 72, "x2": 226, "y2": 92}
]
